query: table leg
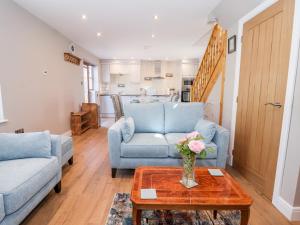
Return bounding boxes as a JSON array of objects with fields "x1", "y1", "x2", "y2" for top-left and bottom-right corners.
[
  {"x1": 132, "y1": 205, "x2": 142, "y2": 225},
  {"x1": 240, "y1": 208, "x2": 250, "y2": 225},
  {"x1": 213, "y1": 210, "x2": 218, "y2": 219}
]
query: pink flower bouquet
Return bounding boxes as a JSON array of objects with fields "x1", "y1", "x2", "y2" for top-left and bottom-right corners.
[
  {"x1": 176, "y1": 131, "x2": 213, "y2": 159},
  {"x1": 176, "y1": 131, "x2": 214, "y2": 188}
]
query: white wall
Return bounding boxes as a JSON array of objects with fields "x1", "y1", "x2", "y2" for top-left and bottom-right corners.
[
  {"x1": 205, "y1": 75, "x2": 221, "y2": 123},
  {"x1": 210, "y1": 0, "x2": 266, "y2": 28},
  {"x1": 0, "y1": 0, "x2": 100, "y2": 134},
  {"x1": 0, "y1": 86, "x2": 4, "y2": 122},
  {"x1": 280, "y1": 45, "x2": 300, "y2": 207}
]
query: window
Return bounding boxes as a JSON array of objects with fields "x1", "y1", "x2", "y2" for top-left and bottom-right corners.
[{"x1": 0, "y1": 85, "x2": 7, "y2": 123}]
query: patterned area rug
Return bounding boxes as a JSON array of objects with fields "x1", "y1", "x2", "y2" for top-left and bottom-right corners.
[{"x1": 106, "y1": 193, "x2": 241, "y2": 225}]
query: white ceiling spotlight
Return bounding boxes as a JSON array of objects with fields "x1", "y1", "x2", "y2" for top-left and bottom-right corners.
[
  {"x1": 81, "y1": 14, "x2": 87, "y2": 20},
  {"x1": 154, "y1": 15, "x2": 159, "y2": 20},
  {"x1": 151, "y1": 34, "x2": 155, "y2": 38},
  {"x1": 97, "y1": 32, "x2": 102, "y2": 37}
]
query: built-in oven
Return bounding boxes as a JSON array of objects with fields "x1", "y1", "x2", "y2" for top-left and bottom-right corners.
[
  {"x1": 183, "y1": 79, "x2": 194, "y2": 86},
  {"x1": 181, "y1": 90, "x2": 190, "y2": 102}
]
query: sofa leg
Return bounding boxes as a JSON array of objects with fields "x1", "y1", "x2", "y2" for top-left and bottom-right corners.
[
  {"x1": 68, "y1": 156, "x2": 73, "y2": 165},
  {"x1": 54, "y1": 181, "x2": 61, "y2": 193},
  {"x1": 112, "y1": 168, "x2": 117, "y2": 178}
]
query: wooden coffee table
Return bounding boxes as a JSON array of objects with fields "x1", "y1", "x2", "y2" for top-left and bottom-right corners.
[{"x1": 131, "y1": 167, "x2": 253, "y2": 225}]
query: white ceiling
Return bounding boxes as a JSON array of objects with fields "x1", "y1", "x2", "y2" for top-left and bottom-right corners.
[{"x1": 13, "y1": 0, "x2": 221, "y2": 60}]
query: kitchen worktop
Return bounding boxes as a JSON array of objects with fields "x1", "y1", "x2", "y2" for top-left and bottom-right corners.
[{"x1": 99, "y1": 93, "x2": 171, "y2": 97}]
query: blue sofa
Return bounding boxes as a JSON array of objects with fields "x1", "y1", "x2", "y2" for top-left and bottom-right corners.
[
  {"x1": 108, "y1": 102, "x2": 230, "y2": 177},
  {"x1": 0, "y1": 133, "x2": 62, "y2": 225}
]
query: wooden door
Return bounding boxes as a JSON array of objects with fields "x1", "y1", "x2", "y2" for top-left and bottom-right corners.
[{"x1": 233, "y1": 0, "x2": 294, "y2": 199}]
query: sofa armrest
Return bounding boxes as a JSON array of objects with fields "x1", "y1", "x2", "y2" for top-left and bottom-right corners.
[
  {"x1": 0, "y1": 194, "x2": 4, "y2": 223},
  {"x1": 212, "y1": 125, "x2": 230, "y2": 168},
  {"x1": 50, "y1": 135, "x2": 62, "y2": 166},
  {"x1": 108, "y1": 118, "x2": 125, "y2": 168}
]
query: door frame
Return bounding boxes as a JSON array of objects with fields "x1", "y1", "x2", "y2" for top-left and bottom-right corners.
[{"x1": 230, "y1": 0, "x2": 300, "y2": 220}]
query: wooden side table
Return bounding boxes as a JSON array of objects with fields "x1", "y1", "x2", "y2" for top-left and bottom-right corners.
[
  {"x1": 81, "y1": 103, "x2": 99, "y2": 128},
  {"x1": 131, "y1": 167, "x2": 253, "y2": 225},
  {"x1": 70, "y1": 111, "x2": 91, "y2": 136}
]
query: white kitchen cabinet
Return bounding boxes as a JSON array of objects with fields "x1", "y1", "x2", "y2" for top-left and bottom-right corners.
[
  {"x1": 110, "y1": 63, "x2": 128, "y2": 75},
  {"x1": 99, "y1": 95, "x2": 114, "y2": 117},
  {"x1": 129, "y1": 64, "x2": 141, "y2": 83},
  {"x1": 146, "y1": 61, "x2": 155, "y2": 77},
  {"x1": 194, "y1": 63, "x2": 199, "y2": 75},
  {"x1": 181, "y1": 63, "x2": 196, "y2": 77},
  {"x1": 101, "y1": 64, "x2": 110, "y2": 83}
]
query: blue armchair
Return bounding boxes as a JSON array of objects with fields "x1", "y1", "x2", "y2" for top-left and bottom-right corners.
[{"x1": 0, "y1": 132, "x2": 62, "y2": 225}]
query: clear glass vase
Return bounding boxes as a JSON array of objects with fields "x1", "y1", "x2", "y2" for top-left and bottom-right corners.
[{"x1": 180, "y1": 153, "x2": 198, "y2": 188}]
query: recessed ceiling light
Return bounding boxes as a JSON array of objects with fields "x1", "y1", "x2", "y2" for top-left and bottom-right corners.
[
  {"x1": 81, "y1": 14, "x2": 87, "y2": 20},
  {"x1": 154, "y1": 15, "x2": 159, "y2": 20},
  {"x1": 165, "y1": 57, "x2": 169, "y2": 60},
  {"x1": 131, "y1": 57, "x2": 134, "y2": 59},
  {"x1": 97, "y1": 32, "x2": 102, "y2": 37},
  {"x1": 151, "y1": 34, "x2": 155, "y2": 38}
]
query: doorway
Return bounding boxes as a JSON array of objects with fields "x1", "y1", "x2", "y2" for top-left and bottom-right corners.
[
  {"x1": 233, "y1": 0, "x2": 295, "y2": 200},
  {"x1": 83, "y1": 62, "x2": 96, "y2": 103}
]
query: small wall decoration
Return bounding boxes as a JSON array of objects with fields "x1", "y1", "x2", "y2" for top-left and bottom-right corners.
[
  {"x1": 165, "y1": 73, "x2": 173, "y2": 77},
  {"x1": 228, "y1": 35, "x2": 237, "y2": 54},
  {"x1": 64, "y1": 53, "x2": 81, "y2": 65}
]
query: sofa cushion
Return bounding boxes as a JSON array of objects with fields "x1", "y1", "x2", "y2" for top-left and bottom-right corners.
[
  {"x1": 121, "y1": 117, "x2": 135, "y2": 143},
  {"x1": 194, "y1": 119, "x2": 217, "y2": 144},
  {"x1": 121, "y1": 133, "x2": 168, "y2": 158},
  {"x1": 0, "y1": 157, "x2": 59, "y2": 215},
  {"x1": 164, "y1": 103, "x2": 205, "y2": 133},
  {"x1": 0, "y1": 131, "x2": 51, "y2": 161},
  {"x1": 0, "y1": 194, "x2": 4, "y2": 222},
  {"x1": 123, "y1": 103, "x2": 165, "y2": 133},
  {"x1": 165, "y1": 133, "x2": 218, "y2": 159}
]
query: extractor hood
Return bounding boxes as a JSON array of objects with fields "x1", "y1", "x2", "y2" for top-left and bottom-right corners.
[{"x1": 152, "y1": 61, "x2": 165, "y2": 79}]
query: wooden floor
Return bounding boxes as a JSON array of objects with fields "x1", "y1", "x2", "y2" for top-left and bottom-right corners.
[{"x1": 22, "y1": 128, "x2": 300, "y2": 225}]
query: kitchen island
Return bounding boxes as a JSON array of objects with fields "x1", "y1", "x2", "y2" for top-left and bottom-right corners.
[{"x1": 99, "y1": 94, "x2": 172, "y2": 118}]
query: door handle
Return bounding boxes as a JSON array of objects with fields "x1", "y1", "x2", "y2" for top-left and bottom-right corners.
[{"x1": 265, "y1": 102, "x2": 282, "y2": 108}]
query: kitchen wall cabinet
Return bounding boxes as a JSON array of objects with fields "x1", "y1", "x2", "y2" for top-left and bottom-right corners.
[
  {"x1": 110, "y1": 63, "x2": 128, "y2": 75},
  {"x1": 145, "y1": 61, "x2": 155, "y2": 77},
  {"x1": 181, "y1": 63, "x2": 197, "y2": 77},
  {"x1": 129, "y1": 64, "x2": 141, "y2": 83},
  {"x1": 101, "y1": 64, "x2": 110, "y2": 83}
]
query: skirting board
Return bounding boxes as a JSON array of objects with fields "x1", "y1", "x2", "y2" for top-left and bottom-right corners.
[
  {"x1": 61, "y1": 130, "x2": 72, "y2": 137},
  {"x1": 273, "y1": 196, "x2": 300, "y2": 221}
]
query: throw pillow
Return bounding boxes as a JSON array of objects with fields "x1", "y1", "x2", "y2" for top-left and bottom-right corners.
[
  {"x1": 121, "y1": 117, "x2": 135, "y2": 143},
  {"x1": 0, "y1": 131, "x2": 52, "y2": 161},
  {"x1": 194, "y1": 119, "x2": 217, "y2": 144}
]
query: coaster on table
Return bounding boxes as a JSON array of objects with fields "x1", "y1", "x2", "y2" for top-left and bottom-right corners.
[
  {"x1": 140, "y1": 189, "x2": 157, "y2": 199},
  {"x1": 208, "y1": 169, "x2": 224, "y2": 176}
]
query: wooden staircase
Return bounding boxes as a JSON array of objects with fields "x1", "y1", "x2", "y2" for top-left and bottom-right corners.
[{"x1": 191, "y1": 24, "x2": 227, "y2": 124}]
